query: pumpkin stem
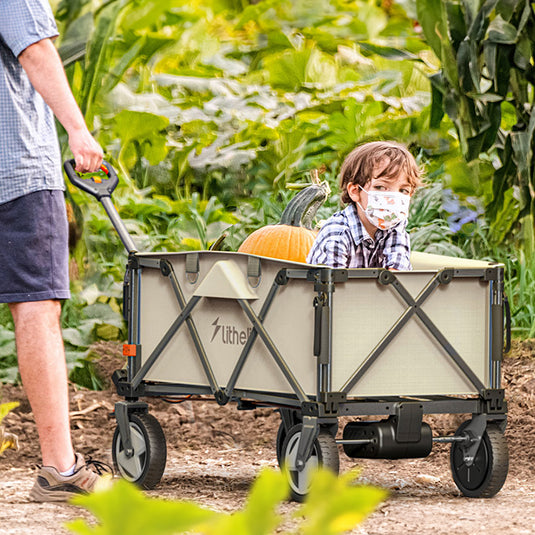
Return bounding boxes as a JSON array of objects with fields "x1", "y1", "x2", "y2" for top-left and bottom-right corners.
[{"x1": 280, "y1": 181, "x2": 330, "y2": 230}]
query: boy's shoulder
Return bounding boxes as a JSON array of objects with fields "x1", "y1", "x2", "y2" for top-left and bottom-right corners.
[
  {"x1": 316, "y1": 208, "x2": 350, "y2": 235},
  {"x1": 318, "y1": 205, "x2": 359, "y2": 234},
  {"x1": 322, "y1": 204, "x2": 357, "y2": 224}
]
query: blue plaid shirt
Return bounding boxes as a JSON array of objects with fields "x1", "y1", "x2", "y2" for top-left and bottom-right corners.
[
  {"x1": 307, "y1": 204, "x2": 412, "y2": 270},
  {"x1": 0, "y1": 0, "x2": 63, "y2": 205}
]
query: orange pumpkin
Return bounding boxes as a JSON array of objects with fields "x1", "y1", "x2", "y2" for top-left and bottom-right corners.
[{"x1": 238, "y1": 182, "x2": 330, "y2": 263}]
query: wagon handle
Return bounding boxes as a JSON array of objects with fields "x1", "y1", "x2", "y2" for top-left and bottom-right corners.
[
  {"x1": 64, "y1": 159, "x2": 119, "y2": 200},
  {"x1": 64, "y1": 159, "x2": 137, "y2": 254}
]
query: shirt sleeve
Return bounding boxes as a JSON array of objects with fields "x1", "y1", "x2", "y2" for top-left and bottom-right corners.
[
  {"x1": 382, "y1": 222, "x2": 412, "y2": 270},
  {"x1": 0, "y1": 0, "x2": 58, "y2": 57},
  {"x1": 307, "y1": 224, "x2": 351, "y2": 268}
]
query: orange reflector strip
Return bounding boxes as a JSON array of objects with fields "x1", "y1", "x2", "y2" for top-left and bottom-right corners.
[
  {"x1": 93, "y1": 176, "x2": 102, "y2": 183},
  {"x1": 123, "y1": 344, "x2": 137, "y2": 357}
]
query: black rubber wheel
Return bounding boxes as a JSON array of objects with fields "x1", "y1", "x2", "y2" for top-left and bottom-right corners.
[
  {"x1": 450, "y1": 421, "x2": 508, "y2": 498},
  {"x1": 112, "y1": 412, "x2": 167, "y2": 489},
  {"x1": 280, "y1": 424, "x2": 339, "y2": 502},
  {"x1": 275, "y1": 410, "x2": 301, "y2": 467},
  {"x1": 276, "y1": 422, "x2": 286, "y2": 467}
]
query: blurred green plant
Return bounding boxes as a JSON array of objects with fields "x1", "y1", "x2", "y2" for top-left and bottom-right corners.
[{"x1": 66, "y1": 468, "x2": 386, "y2": 535}]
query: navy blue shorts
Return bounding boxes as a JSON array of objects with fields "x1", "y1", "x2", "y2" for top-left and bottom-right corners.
[{"x1": 0, "y1": 190, "x2": 70, "y2": 303}]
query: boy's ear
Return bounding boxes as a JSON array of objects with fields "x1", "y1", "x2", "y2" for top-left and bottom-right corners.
[{"x1": 346, "y1": 183, "x2": 361, "y2": 204}]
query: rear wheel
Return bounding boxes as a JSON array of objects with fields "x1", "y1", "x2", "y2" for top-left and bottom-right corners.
[
  {"x1": 112, "y1": 412, "x2": 167, "y2": 489},
  {"x1": 450, "y1": 421, "x2": 508, "y2": 498},
  {"x1": 279, "y1": 424, "x2": 339, "y2": 502},
  {"x1": 276, "y1": 422, "x2": 286, "y2": 467}
]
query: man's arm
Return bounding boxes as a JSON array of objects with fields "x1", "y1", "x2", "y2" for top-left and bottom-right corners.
[{"x1": 18, "y1": 38, "x2": 103, "y2": 173}]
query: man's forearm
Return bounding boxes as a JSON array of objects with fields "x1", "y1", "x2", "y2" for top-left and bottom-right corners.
[
  {"x1": 18, "y1": 38, "x2": 103, "y2": 172},
  {"x1": 18, "y1": 38, "x2": 87, "y2": 136}
]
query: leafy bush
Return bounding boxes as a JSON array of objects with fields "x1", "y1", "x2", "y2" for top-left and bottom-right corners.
[{"x1": 66, "y1": 468, "x2": 386, "y2": 535}]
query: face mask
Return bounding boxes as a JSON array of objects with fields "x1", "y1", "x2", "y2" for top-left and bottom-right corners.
[{"x1": 357, "y1": 186, "x2": 410, "y2": 230}]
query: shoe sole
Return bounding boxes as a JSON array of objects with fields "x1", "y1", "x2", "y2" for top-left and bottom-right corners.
[{"x1": 29, "y1": 482, "x2": 87, "y2": 503}]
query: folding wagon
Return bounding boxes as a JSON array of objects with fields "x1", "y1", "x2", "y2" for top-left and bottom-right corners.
[{"x1": 65, "y1": 161, "x2": 510, "y2": 500}]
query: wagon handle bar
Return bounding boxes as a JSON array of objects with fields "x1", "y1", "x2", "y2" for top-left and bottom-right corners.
[{"x1": 64, "y1": 159, "x2": 137, "y2": 254}]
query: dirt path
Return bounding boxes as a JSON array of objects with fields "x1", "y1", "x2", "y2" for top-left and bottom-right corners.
[
  {"x1": 1, "y1": 341, "x2": 535, "y2": 534},
  {"x1": 1, "y1": 450, "x2": 535, "y2": 535}
]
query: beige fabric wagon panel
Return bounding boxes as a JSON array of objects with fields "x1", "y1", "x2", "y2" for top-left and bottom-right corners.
[
  {"x1": 137, "y1": 252, "x2": 316, "y2": 395},
  {"x1": 331, "y1": 272, "x2": 490, "y2": 396}
]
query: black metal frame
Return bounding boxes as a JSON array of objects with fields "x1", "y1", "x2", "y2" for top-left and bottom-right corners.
[{"x1": 114, "y1": 251, "x2": 508, "y2": 469}]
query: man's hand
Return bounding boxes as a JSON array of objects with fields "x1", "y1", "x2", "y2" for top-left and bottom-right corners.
[
  {"x1": 18, "y1": 38, "x2": 103, "y2": 173},
  {"x1": 68, "y1": 128, "x2": 104, "y2": 173}
]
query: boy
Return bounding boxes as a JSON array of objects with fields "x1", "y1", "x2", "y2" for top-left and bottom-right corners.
[{"x1": 307, "y1": 141, "x2": 421, "y2": 270}]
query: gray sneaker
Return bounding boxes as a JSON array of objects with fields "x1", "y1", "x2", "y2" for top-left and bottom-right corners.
[{"x1": 30, "y1": 453, "x2": 113, "y2": 502}]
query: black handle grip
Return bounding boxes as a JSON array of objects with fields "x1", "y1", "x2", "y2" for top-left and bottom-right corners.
[{"x1": 63, "y1": 159, "x2": 119, "y2": 200}]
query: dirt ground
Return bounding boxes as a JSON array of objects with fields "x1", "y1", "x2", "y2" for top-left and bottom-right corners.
[{"x1": 1, "y1": 340, "x2": 535, "y2": 534}]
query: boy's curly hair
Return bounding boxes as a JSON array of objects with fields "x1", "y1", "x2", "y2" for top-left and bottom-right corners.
[{"x1": 339, "y1": 141, "x2": 422, "y2": 205}]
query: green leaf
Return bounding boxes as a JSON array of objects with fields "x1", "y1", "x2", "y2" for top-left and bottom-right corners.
[
  {"x1": 113, "y1": 110, "x2": 170, "y2": 166},
  {"x1": 202, "y1": 469, "x2": 288, "y2": 535},
  {"x1": 65, "y1": 349, "x2": 91, "y2": 372},
  {"x1": 357, "y1": 42, "x2": 418, "y2": 61},
  {"x1": 486, "y1": 14, "x2": 518, "y2": 44},
  {"x1": 488, "y1": 187, "x2": 520, "y2": 244},
  {"x1": 416, "y1": 0, "x2": 448, "y2": 58},
  {"x1": 514, "y1": 34, "x2": 531, "y2": 69},
  {"x1": 489, "y1": 135, "x2": 515, "y2": 218},
  {"x1": 82, "y1": 303, "x2": 124, "y2": 329},
  {"x1": 494, "y1": 44, "x2": 512, "y2": 96},
  {"x1": 467, "y1": 0, "x2": 497, "y2": 42},
  {"x1": 101, "y1": 35, "x2": 147, "y2": 95},
  {"x1": 67, "y1": 479, "x2": 220, "y2": 535},
  {"x1": 62, "y1": 327, "x2": 91, "y2": 348},
  {"x1": 298, "y1": 469, "x2": 387, "y2": 535},
  {"x1": 240, "y1": 469, "x2": 288, "y2": 534},
  {"x1": 263, "y1": 47, "x2": 338, "y2": 91},
  {"x1": 235, "y1": 0, "x2": 280, "y2": 29},
  {"x1": 487, "y1": 15, "x2": 517, "y2": 45}
]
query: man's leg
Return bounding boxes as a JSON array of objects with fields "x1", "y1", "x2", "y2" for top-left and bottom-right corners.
[{"x1": 9, "y1": 299, "x2": 75, "y2": 472}]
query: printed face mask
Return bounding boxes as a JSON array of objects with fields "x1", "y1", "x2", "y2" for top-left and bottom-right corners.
[{"x1": 357, "y1": 186, "x2": 410, "y2": 230}]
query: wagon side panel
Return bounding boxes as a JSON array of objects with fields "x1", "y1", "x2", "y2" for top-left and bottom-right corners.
[
  {"x1": 137, "y1": 253, "x2": 317, "y2": 396},
  {"x1": 331, "y1": 272, "x2": 490, "y2": 397}
]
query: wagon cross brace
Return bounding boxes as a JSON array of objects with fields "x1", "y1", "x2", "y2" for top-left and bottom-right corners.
[{"x1": 341, "y1": 269, "x2": 486, "y2": 394}]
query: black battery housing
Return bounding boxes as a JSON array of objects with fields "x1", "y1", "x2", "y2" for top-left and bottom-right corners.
[{"x1": 342, "y1": 416, "x2": 432, "y2": 459}]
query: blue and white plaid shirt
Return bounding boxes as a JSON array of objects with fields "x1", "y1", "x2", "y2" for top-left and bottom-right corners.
[
  {"x1": 0, "y1": 0, "x2": 63, "y2": 205},
  {"x1": 307, "y1": 204, "x2": 412, "y2": 270}
]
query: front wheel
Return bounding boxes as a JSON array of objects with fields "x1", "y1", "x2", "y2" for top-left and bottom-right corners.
[
  {"x1": 280, "y1": 424, "x2": 339, "y2": 502},
  {"x1": 112, "y1": 412, "x2": 167, "y2": 489},
  {"x1": 450, "y1": 421, "x2": 508, "y2": 498}
]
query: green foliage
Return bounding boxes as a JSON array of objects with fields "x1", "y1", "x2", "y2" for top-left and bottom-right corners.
[
  {"x1": 61, "y1": 281, "x2": 126, "y2": 390},
  {"x1": 58, "y1": 0, "x2": 432, "y2": 201},
  {"x1": 0, "y1": 317, "x2": 18, "y2": 384},
  {"x1": 408, "y1": 182, "x2": 467, "y2": 257},
  {"x1": 416, "y1": 0, "x2": 535, "y2": 238},
  {"x1": 66, "y1": 468, "x2": 386, "y2": 535}
]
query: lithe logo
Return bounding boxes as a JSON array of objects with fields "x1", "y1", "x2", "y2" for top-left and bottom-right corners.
[{"x1": 210, "y1": 317, "x2": 252, "y2": 345}]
